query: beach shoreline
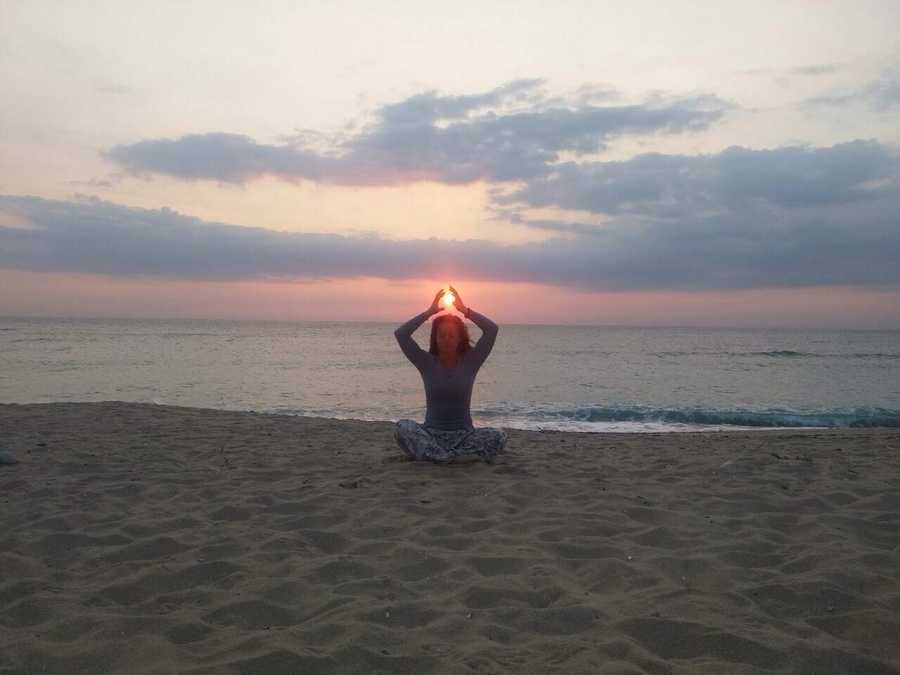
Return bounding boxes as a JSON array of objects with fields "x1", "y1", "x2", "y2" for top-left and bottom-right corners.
[{"x1": 2, "y1": 401, "x2": 898, "y2": 674}]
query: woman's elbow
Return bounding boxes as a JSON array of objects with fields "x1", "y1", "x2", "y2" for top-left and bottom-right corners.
[{"x1": 394, "y1": 329, "x2": 410, "y2": 346}]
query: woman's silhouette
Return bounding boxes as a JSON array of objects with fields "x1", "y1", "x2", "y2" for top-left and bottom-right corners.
[{"x1": 394, "y1": 285, "x2": 508, "y2": 464}]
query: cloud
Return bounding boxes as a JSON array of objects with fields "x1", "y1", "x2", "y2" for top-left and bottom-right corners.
[
  {"x1": 2, "y1": 177, "x2": 899, "y2": 292},
  {"x1": 104, "y1": 80, "x2": 729, "y2": 186},
  {"x1": 804, "y1": 71, "x2": 900, "y2": 111},
  {"x1": 790, "y1": 63, "x2": 841, "y2": 77},
  {"x1": 67, "y1": 177, "x2": 117, "y2": 189},
  {"x1": 106, "y1": 132, "x2": 333, "y2": 184},
  {"x1": 493, "y1": 140, "x2": 900, "y2": 217},
  {"x1": 487, "y1": 139, "x2": 900, "y2": 290},
  {"x1": 737, "y1": 63, "x2": 841, "y2": 78},
  {"x1": 374, "y1": 78, "x2": 545, "y2": 126}
]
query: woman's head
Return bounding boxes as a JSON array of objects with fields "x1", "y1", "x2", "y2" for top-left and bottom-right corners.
[{"x1": 429, "y1": 314, "x2": 472, "y2": 357}]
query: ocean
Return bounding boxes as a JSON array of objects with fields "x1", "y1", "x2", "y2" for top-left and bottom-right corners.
[{"x1": 2, "y1": 316, "x2": 898, "y2": 432}]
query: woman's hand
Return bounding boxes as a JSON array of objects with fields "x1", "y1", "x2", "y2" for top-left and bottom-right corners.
[
  {"x1": 428, "y1": 288, "x2": 444, "y2": 315},
  {"x1": 449, "y1": 285, "x2": 468, "y2": 315}
]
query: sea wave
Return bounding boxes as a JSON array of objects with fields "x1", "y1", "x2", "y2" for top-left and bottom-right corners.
[
  {"x1": 654, "y1": 350, "x2": 900, "y2": 359},
  {"x1": 475, "y1": 404, "x2": 900, "y2": 428}
]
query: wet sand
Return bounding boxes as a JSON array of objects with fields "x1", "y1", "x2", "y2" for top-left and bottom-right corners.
[{"x1": 1, "y1": 401, "x2": 898, "y2": 674}]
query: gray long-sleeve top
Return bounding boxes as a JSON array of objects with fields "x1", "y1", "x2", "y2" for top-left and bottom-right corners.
[{"x1": 394, "y1": 309, "x2": 499, "y2": 431}]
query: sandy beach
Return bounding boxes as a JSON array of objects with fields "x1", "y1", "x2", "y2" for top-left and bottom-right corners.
[{"x1": 1, "y1": 401, "x2": 898, "y2": 674}]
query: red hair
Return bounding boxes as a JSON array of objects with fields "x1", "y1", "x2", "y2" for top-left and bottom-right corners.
[{"x1": 429, "y1": 314, "x2": 472, "y2": 356}]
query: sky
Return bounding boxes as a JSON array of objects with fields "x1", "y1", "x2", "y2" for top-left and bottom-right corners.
[{"x1": 2, "y1": 0, "x2": 900, "y2": 327}]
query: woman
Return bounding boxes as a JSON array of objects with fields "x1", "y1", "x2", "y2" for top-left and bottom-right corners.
[{"x1": 394, "y1": 285, "x2": 508, "y2": 464}]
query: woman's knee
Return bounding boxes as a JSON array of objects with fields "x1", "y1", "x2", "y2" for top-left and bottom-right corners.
[
  {"x1": 473, "y1": 427, "x2": 507, "y2": 448},
  {"x1": 395, "y1": 419, "x2": 415, "y2": 438},
  {"x1": 394, "y1": 426, "x2": 416, "y2": 459},
  {"x1": 394, "y1": 419, "x2": 412, "y2": 446},
  {"x1": 395, "y1": 419, "x2": 435, "y2": 460}
]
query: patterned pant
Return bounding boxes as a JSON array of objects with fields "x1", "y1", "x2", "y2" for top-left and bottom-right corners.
[{"x1": 394, "y1": 419, "x2": 508, "y2": 464}]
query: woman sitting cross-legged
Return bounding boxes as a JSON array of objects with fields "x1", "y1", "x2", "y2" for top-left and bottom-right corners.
[{"x1": 394, "y1": 285, "x2": 508, "y2": 464}]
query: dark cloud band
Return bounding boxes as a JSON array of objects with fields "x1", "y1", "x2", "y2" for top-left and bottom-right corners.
[
  {"x1": 495, "y1": 140, "x2": 900, "y2": 217},
  {"x1": 2, "y1": 182, "x2": 898, "y2": 291}
]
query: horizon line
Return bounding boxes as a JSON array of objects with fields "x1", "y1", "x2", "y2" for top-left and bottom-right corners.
[{"x1": 2, "y1": 313, "x2": 899, "y2": 332}]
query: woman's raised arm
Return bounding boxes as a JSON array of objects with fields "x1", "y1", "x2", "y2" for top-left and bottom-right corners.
[
  {"x1": 466, "y1": 309, "x2": 499, "y2": 370},
  {"x1": 448, "y1": 285, "x2": 499, "y2": 370},
  {"x1": 394, "y1": 289, "x2": 443, "y2": 371},
  {"x1": 394, "y1": 309, "x2": 434, "y2": 371}
]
